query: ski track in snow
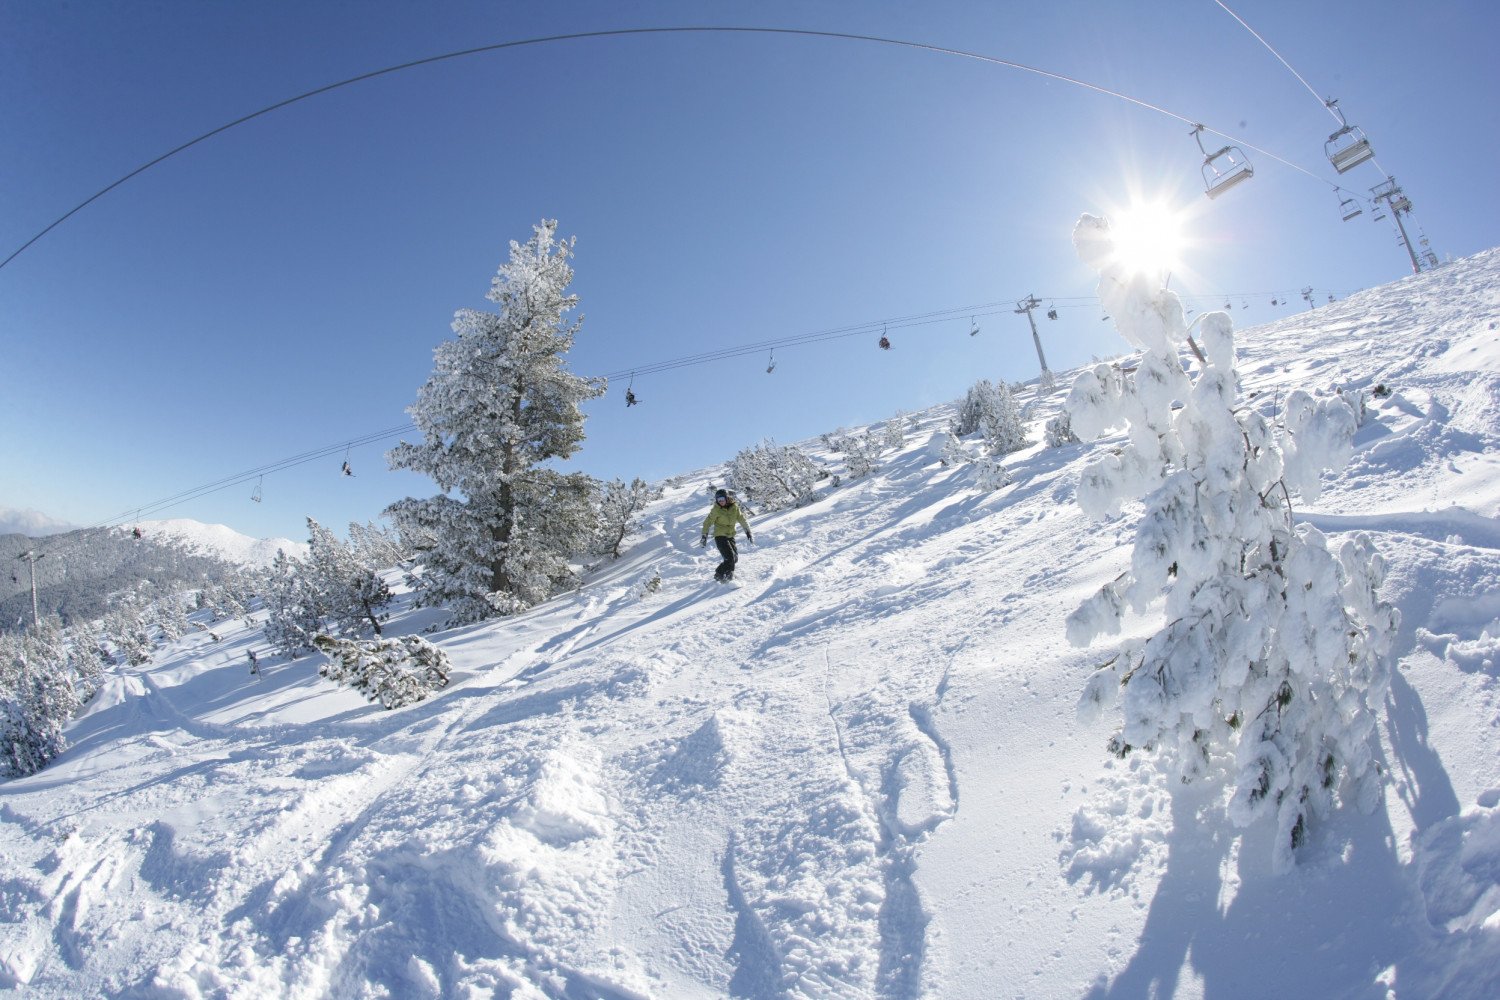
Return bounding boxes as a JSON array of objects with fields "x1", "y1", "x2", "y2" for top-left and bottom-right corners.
[{"x1": 5, "y1": 249, "x2": 1500, "y2": 997}]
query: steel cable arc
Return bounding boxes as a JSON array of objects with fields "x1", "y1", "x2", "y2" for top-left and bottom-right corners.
[{"x1": 6, "y1": 25, "x2": 1338, "y2": 272}]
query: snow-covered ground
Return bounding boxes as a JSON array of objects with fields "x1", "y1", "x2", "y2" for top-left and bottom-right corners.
[{"x1": 4, "y1": 249, "x2": 1500, "y2": 998}]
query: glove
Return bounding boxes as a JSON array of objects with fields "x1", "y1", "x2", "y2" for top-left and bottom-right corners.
[
  {"x1": 700, "y1": 535, "x2": 707, "y2": 547},
  {"x1": 746, "y1": 532, "x2": 754, "y2": 544}
]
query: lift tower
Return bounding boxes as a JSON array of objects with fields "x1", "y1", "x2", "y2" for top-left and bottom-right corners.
[{"x1": 1015, "y1": 295, "x2": 1052, "y2": 386}]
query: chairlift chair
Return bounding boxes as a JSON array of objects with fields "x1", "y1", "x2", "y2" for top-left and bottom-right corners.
[
  {"x1": 878, "y1": 326, "x2": 891, "y2": 350},
  {"x1": 251, "y1": 476, "x2": 263, "y2": 503},
  {"x1": 1046, "y1": 306, "x2": 1058, "y2": 321},
  {"x1": 1191, "y1": 125, "x2": 1253, "y2": 199},
  {"x1": 1338, "y1": 194, "x2": 1363, "y2": 222},
  {"x1": 766, "y1": 350, "x2": 776, "y2": 374},
  {"x1": 969, "y1": 316, "x2": 980, "y2": 336}
]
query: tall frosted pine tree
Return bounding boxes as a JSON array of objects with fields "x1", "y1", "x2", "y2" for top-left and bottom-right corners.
[{"x1": 387, "y1": 220, "x2": 604, "y2": 622}]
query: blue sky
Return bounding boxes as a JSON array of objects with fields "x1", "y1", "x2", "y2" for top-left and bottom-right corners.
[{"x1": 3, "y1": 0, "x2": 1496, "y2": 542}]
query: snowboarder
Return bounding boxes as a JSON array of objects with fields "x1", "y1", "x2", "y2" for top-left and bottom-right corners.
[
  {"x1": 700, "y1": 488, "x2": 752, "y2": 583},
  {"x1": 247, "y1": 649, "x2": 260, "y2": 676}
]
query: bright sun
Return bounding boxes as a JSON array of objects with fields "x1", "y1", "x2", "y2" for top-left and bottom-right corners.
[{"x1": 1109, "y1": 201, "x2": 1188, "y2": 280}]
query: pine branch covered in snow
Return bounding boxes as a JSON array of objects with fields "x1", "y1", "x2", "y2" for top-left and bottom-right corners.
[
  {"x1": 1065, "y1": 212, "x2": 1399, "y2": 871},
  {"x1": 729, "y1": 440, "x2": 822, "y2": 510},
  {"x1": 385, "y1": 220, "x2": 605, "y2": 623},
  {"x1": 312, "y1": 633, "x2": 451, "y2": 710}
]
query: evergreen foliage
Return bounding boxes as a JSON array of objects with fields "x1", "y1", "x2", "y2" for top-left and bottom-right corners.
[
  {"x1": 1044, "y1": 411, "x2": 1082, "y2": 448},
  {"x1": 304, "y1": 518, "x2": 392, "y2": 637},
  {"x1": 728, "y1": 441, "x2": 822, "y2": 511},
  {"x1": 386, "y1": 220, "x2": 604, "y2": 622},
  {"x1": 0, "y1": 626, "x2": 78, "y2": 776},
  {"x1": 261, "y1": 550, "x2": 322, "y2": 658},
  {"x1": 955, "y1": 379, "x2": 1027, "y2": 455},
  {"x1": 594, "y1": 478, "x2": 664, "y2": 559},
  {"x1": 312, "y1": 634, "x2": 451, "y2": 710},
  {"x1": 1065, "y1": 213, "x2": 1397, "y2": 872},
  {"x1": 830, "y1": 432, "x2": 884, "y2": 480},
  {"x1": 0, "y1": 527, "x2": 261, "y2": 634}
]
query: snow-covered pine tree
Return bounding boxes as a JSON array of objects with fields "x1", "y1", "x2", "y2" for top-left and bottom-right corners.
[
  {"x1": 953, "y1": 381, "x2": 993, "y2": 436},
  {"x1": 303, "y1": 518, "x2": 393, "y2": 637},
  {"x1": 65, "y1": 617, "x2": 110, "y2": 703},
  {"x1": 386, "y1": 220, "x2": 605, "y2": 623},
  {"x1": 312, "y1": 633, "x2": 451, "y2": 710},
  {"x1": 728, "y1": 441, "x2": 822, "y2": 511},
  {"x1": 954, "y1": 379, "x2": 1027, "y2": 455},
  {"x1": 595, "y1": 478, "x2": 664, "y2": 559},
  {"x1": 835, "y1": 432, "x2": 884, "y2": 480},
  {"x1": 1064, "y1": 213, "x2": 1397, "y2": 872},
  {"x1": 347, "y1": 520, "x2": 408, "y2": 569},
  {"x1": 155, "y1": 594, "x2": 190, "y2": 642},
  {"x1": 261, "y1": 549, "x2": 322, "y2": 658},
  {"x1": 104, "y1": 599, "x2": 155, "y2": 667},
  {"x1": 0, "y1": 627, "x2": 78, "y2": 776},
  {"x1": 1044, "y1": 410, "x2": 1081, "y2": 448}
]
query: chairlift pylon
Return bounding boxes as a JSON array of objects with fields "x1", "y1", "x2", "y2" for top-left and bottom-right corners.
[
  {"x1": 1191, "y1": 124, "x2": 1253, "y2": 199},
  {"x1": 1323, "y1": 99, "x2": 1376, "y2": 174}
]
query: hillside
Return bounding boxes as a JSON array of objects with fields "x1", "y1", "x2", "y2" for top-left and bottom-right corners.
[
  {"x1": 0, "y1": 521, "x2": 304, "y2": 633},
  {"x1": 2, "y1": 250, "x2": 1499, "y2": 998}
]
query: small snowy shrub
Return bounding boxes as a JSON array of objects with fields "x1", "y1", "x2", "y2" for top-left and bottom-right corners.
[
  {"x1": 729, "y1": 440, "x2": 821, "y2": 511},
  {"x1": 313, "y1": 634, "x2": 451, "y2": 710},
  {"x1": 837, "y1": 432, "x2": 884, "y2": 479},
  {"x1": 635, "y1": 566, "x2": 663, "y2": 599},
  {"x1": 1065, "y1": 213, "x2": 1398, "y2": 872},
  {"x1": 884, "y1": 417, "x2": 908, "y2": 450},
  {"x1": 1044, "y1": 411, "x2": 1081, "y2": 448},
  {"x1": 974, "y1": 454, "x2": 1012, "y2": 491}
]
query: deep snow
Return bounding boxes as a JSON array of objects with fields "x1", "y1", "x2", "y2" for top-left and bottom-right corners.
[{"x1": 3, "y1": 249, "x2": 1500, "y2": 998}]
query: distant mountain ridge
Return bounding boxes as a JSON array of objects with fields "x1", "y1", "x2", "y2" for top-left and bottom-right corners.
[
  {"x1": 1, "y1": 519, "x2": 306, "y2": 631},
  {"x1": 126, "y1": 519, "x2": 305, "y2": 568}
]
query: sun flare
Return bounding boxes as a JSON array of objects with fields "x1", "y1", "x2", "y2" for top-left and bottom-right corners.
[{"x1": 1109, "y1": 201, "x2": 1188, "y2": 280}]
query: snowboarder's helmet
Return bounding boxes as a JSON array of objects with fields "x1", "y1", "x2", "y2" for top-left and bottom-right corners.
[{"x1": 715, "y1": 489, "x2": 728, "y2": 499}]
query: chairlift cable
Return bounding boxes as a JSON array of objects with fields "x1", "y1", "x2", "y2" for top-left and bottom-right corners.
[
  {"x1": 1210, "y1": 0, "x2": 1392, "y2": 192},
  {"x1": 36, "y1": 280, "x2": 1346, "y2": 554},
  {"x1": 5, "y1": 25, "x2": 1344, "y2": 273}
]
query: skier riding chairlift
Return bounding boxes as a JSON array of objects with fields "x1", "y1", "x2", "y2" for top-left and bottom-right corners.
[
  {"x1": 626, "y1": 389, "x2": 638, "y2": 406},
  {"x1": 878, "y1": 335, "x2": 891, "y2": 350}
]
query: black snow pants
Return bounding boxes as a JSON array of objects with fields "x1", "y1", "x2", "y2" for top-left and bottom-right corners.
[{"x1": 713, "y1": 535, "x2": 738, "y2": 581}]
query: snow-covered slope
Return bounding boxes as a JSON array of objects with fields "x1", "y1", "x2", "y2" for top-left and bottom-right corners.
[
  {"x1": 3, "y1": 250, "x2": 1500, "y2": 998},
  {"x1": 133, "y1": 517, "x2": 306, "y2": 567}
]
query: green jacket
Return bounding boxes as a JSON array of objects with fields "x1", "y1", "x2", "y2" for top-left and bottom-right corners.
[{"x1": 702, "y1": 501, "x2": 751, "y2": 539}]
